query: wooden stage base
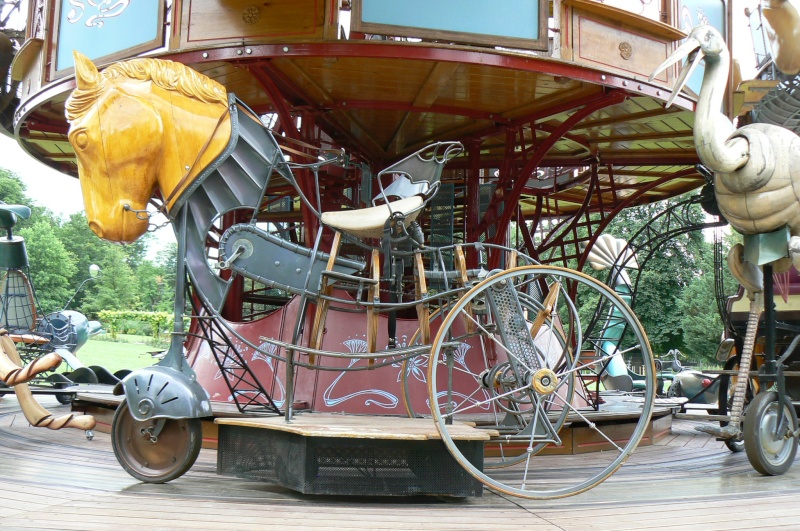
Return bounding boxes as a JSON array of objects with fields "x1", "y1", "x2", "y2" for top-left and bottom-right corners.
[
  {"x1": 216, "y1": 414, "x2": 488, "y2": 497},
  {"x1": 73, "y1": 392, "x2": 675, "y2": 455}
]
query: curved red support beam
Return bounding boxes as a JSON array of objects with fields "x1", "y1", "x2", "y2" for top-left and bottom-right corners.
[
  {"x1": 574, "y1": 169, "x2": 698, "y2": 273},
  {"x1": 481, "y1": 90, "x2": 627, "y2": 265},
  {"x1": 248, "y1": 66, "x2": 320, "y2": 244}
]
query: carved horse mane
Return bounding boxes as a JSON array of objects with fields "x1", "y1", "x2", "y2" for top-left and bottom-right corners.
[{"x1": 65, "y1": 57, "x2": 228, "y2": 122}]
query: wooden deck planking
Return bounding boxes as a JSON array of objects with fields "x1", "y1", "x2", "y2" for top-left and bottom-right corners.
[
  {"x1": 3, "y1": 396, "x2": 800, "y2": 530},
  {"x1": 216, "y1": 413, "x2": 495, "y2": 440}
]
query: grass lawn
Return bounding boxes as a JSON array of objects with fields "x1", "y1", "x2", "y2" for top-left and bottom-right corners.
[{"x1": 74, "y1": 334, "x2": 164, "y2": 373}]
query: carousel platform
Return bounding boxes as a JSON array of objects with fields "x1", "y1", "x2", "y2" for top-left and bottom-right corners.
[
  {"x1": 3, "y1": 395, "x2": 800, "y2": 530},
  {"x1": 72, "y1": 391, "x2": 677, "y2": 454}
]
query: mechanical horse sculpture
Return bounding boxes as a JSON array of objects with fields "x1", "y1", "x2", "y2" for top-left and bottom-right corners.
[{"x1": 65, "y1": 51, "x2": 656, "y2": 498}]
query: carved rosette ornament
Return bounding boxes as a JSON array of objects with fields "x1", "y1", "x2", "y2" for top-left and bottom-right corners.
[
  {"x1": 242, "y1": 6, "x2": 261, "y2": 24},
  {"x1": 619, "y1": 42, "x2": 633, "y2": 60}
]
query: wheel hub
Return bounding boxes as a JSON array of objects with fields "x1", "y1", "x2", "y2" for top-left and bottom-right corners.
[{"x1": 532, "y1": 368, "x2": 558, "y2": 395}]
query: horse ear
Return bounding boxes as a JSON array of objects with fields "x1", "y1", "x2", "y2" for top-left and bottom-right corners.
[{"x1": 73, "y1": 51, "x2": 100, "y2": 90}]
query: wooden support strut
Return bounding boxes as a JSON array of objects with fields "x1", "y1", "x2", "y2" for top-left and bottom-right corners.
[
  {"x1": 309, "y1": 231, "x2": 342, "y2": 359},
  {"x1": 414, "y1": 252, "x2": 430, "y2": 345},
  {"x1": 454, "y1": 245, "x2": 474, "y2": 333},
  {"x1": 0, "y1": 331, "x2": 96, "y2": 431},
  {"x1": 366, "y1": 249, "x2": 381, "y2": 368}
]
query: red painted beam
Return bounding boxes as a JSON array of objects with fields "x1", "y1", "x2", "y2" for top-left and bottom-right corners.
[{"x1": 478, "y1": 90, "x2": 628, "y2": 247}]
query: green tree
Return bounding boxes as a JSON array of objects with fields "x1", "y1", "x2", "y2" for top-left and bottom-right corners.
[
  {"x1": 18, "y1": 219, "x2": 78, "y2": 313},
  {"x1": 602, "y1": 198, "x2": 715, "y2": 357},
  {"x1": 57, "y1": 212, "x2": 119, "y2": 310},
  {"x1": 154, "y1": 242, "x2": 177, "y2": 312},
  {"x1": 56, "y1": 213, "x2": 162, "y2": 312},
  {"x1": 0, "y1": 168, "x2": 28, "y2": 205},
  {"x1": 81, "y1": 245, "x2": 139, "y2": 315},
  {"x1": 0, "y1": 169, "x2": 54, "y2": 232}
]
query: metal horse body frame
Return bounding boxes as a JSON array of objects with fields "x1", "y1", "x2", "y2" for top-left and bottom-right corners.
[{"x1": 65, "y1": 52, "x2": 657, "y2": 498}]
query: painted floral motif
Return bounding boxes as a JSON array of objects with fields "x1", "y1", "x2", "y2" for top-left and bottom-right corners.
[{"x1": 322, "y1": 336, "x2": 399, "y2": 409}]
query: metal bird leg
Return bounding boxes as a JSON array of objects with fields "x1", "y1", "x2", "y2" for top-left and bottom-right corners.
[{"x1": 695, "y1": 293, "x2": 762, "y2": 439}]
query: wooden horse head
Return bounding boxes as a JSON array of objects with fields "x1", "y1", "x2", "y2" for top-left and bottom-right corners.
[{"x1": 65, "y1": 52, "x2": 232, "y2": 243}]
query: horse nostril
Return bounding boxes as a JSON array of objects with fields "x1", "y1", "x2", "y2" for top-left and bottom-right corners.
[{"x1": 88, "y1": 220, "x2": 104, "y2": 238}]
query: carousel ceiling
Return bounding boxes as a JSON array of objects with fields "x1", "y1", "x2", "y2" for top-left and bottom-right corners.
[{"x1": 15, "y1": 40, "x2": 702, "y2": 217}]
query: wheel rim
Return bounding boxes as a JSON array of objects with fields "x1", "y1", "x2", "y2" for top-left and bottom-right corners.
[
  {"x1": 112, "y1": 402, "x2": 200, "y2": 482},
  {"x1": 757, "y1": 401, "x2": 795, "y2": 464},
  {"x1": 428, "y1": 266, "x2": 655, "y2": 499}
]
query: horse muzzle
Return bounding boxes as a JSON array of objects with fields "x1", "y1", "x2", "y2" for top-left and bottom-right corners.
[{"x1": 87, "y1": 204, "x2": 149, "y2": 244}]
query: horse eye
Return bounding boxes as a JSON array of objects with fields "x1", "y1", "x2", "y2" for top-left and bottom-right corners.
[{"x1": 73, "y1": 131, "x2": 89, "y2": 150}]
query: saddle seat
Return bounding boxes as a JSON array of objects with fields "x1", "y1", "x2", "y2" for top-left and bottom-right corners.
[{"x1": 320, "y1": 196, "x2": 424, "y2": 240}]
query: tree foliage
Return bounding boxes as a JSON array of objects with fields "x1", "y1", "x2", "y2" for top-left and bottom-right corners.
[
  {"x1": 0, "y1": 171, "x2": 175, "y2": 320},
  {"x1": 602, "y1": 198, "x2": 736, "y2": 363},
  {"x1": 18, "y1": 219, "x2": 77, "y2": 313}
]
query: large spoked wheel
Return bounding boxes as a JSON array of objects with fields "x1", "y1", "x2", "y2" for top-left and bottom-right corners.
[
  {"x1": 111, "y1": 400, "x2": 203, "y2": 483},
  {"x1": 428, "y1": 265, "x2": 655, "y2": 499},
  {"x1": 404, "y1": 295, "x2": 574, "y2": 469},
  {"x1": 744, "y1": 391, "x2": 798, "y2": 476}
]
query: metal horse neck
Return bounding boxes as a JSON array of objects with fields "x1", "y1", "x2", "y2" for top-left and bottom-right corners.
[
  {"x1": 160, "y1": 95, "x2": 289, "y2": 370},
  {"x1": 172, "y1": 95, "x2": 290, "y2": 312}
]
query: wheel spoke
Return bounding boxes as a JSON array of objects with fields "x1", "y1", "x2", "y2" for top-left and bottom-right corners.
[
  {"x1": 441, "y1": 381, "x2": 533, "y2": 418},
  {"x1": 550, "y1": 389, "x2": 624, "y2": 453},
  {"x1": 457, "y1": 308, "x2": 538, "y2": 376}
]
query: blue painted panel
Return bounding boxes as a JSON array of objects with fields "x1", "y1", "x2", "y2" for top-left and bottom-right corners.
[
  {"x1": 361, "y1": 0, "x2": 541, "y2": 40},
  {"x1": 56, "y1": 0, "x2": 162, "y2": 72},
  {"x1": 678, "y1": 0, "x2": 726, "y2": 96}
]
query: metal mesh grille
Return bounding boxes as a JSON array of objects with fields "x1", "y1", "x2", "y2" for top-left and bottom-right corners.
[
  {"x1": 486, "y1": 279, "x2": 541, "y2": 372},
  {"x1": 218, "y1": 424, "x2": 484, "y2": 496},
  {"x1": 0, "y1": 270, "x2": 37, "y2": 331},
  {"x1": 430, "y1": 182, "x2": 454, "y2": 248},
  {"x1": 753, "y1": 74, "x2": 800, "y2": 134},
  {"x1": 429, "y1": 182, "x2": 455, "y2": 290}
]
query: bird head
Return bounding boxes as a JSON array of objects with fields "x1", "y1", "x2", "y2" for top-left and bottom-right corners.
[{"x1": 649, "y1": 25, "x2": 726, "y2": 108}]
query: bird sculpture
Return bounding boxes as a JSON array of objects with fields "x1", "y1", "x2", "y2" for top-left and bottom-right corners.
[
  {"x1": 650, "y1": 25, "x2": 800, "y2": 267},
  {"x1": 650, "y1": 24, "x2": 800, "y2": 444}
]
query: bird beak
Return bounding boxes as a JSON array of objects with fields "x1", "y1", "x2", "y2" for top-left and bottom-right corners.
[{"x1": 649, "y1": 36, "x2": 704, "y2": 108}]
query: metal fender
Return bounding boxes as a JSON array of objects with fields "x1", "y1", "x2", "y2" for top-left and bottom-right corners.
[{"x1": 113, "y1": 365, "x2": 212, "y2": 421}]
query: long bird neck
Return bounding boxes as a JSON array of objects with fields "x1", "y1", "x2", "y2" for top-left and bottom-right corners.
[{"x1": 693, "y1": 50, "x2": 749, "y2": 174}]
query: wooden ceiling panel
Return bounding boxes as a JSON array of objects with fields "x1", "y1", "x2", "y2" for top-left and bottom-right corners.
[
  {"x1": 16, "y1": 38, "x2": 706, "y2": 207},
  {"x1": 286, "y1": 57, "x2": 435, "y2": 103}
]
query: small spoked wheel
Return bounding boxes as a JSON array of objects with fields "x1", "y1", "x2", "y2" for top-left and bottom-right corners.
[
  {"x1": 744, "y1": 391, "x2": 798, "y2": 476},
  {"x1": 111, "y1": 400, "x2": 203, "y2": 483},
  {"x1": 428, "y1": 265, "x2": 655, "y2": 499}
]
